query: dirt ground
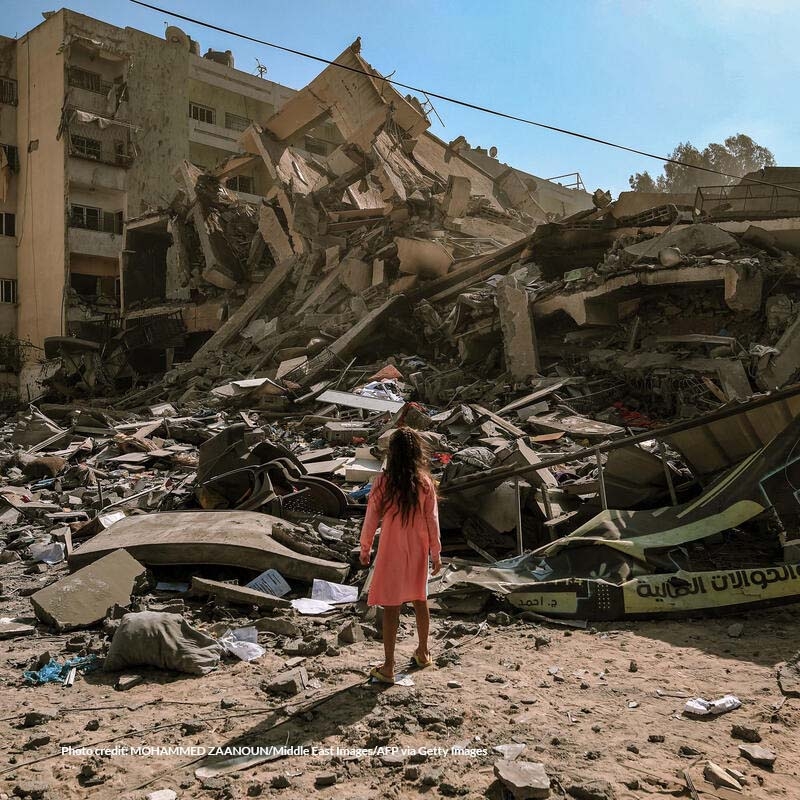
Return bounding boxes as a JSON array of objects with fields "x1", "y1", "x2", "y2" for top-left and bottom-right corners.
[{"x1": 1, "y1": 588, "x2": 799, "y2": 800}]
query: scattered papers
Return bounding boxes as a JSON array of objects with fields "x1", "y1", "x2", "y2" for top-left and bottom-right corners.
[
  {"x1": 311, "y1": 578, "x2": 358, "y2": 605},
  {"x1": 246, "y1": 568, "x2": 291, "y2": 597},
  {"x1": 684, "y1": 694, "x2": 741, "y2": 716},
  {"x1": 219, "y1": 626, "x2": 265, "y2": 662},
  {"x1": 291, "y1": 598, "x2": 336, "y2": 615}
]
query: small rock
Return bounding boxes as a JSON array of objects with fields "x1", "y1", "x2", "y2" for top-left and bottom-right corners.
[
  {"x1": 731, "y1": 724, "x2": 761, "y2": 743},
  {"x1": 263, "y1": 666, "x2": 308, "y2": 696},
  {"x1": 270, "y1": 774, "x2": 291, "y2": 789},
  {"x1": 566, "y1": 780, "x2": 615, "y2": 800},
  {"x1": 220, "y1": 697, "x2": 239, "y2": 709},
  {"x1": 703, "y1": 761, "x2": 742, "y2": 791},
  {"x1": 314, "y1": 772, "x2": 337, "y2": 788},
  {"x1": 22, "y1": 736, "x2": 51, "y2": 751},
  {"x1": 626, "y1": 744, "x2": 639, "y2": 754},
  {"x1": 679, "y1": 745, "x2": 701, "y2": 757},
  {"x1": 146, "y1": 791, "x2": 178, "y2": 800},
  {"x1": 179, "y1": 720, "x2": 207, "y2": 736},
  {"x1": 485, "y1": 673, "x2": 506, "y2": 684},
  {"x1": 115, "y1": 673, "x2": 144, "y2": 691},
  {"x1": 494, "y1": 759, "x2": 551, "y2": 799},
  {"x1": 253, "y1": 617, "x2": 299, "y2": 637},
  {"x1": 379, "y1": 752, "x2": 405, "y2": 767},
  {"x1": 447, "y1": 680, "x2": 462, "y2": 689},
  {"x1": 738, "y1": 743, "x2": 776, "y2": 768},
  {"x1": 628, "y1": 660, "x2": 638, "y2": 673},
  {"x1": 12, "y1": 782, "x2": 49, "y2": 800},
  {"x1": 337, "y1": 620, "x2": 364, "y2": 645},
  {"x1": 727, "y1": 622, "x2": 744, "y2": 638},
  {"x1": 403, "y1": 765, "x2": 420, "y2": 781},
  {"x1": 420, "y1": 768, "x2": 442, "y2": 786},
  {"x1": 21, "y1": 710, "x2": 57, "y2": 728},
  {"x1": 647, "y1": 734, "x2": 664, "y2": 743},
  {"x1": 84, "y1": 719, "x2": 100, "y2": 732},
  {"x1": 246, "y1": 782, "x2": 263, "y2": 797},
  {"x1": 283, "y1": 636, "x2": 327, "y2": 656}
]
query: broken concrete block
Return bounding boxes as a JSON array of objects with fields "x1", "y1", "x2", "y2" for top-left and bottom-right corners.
[
  {"x1": 738, "y1": 743, "x2": 776, "y2": 768},
  {"x1": 264, "y1": 666, "x2": 308, "y2": 696},
  {"x1": 496, "y1": 276, "x2": 539, "y2": 381},
  {"x1": 442, "y1": 175, "x2": 471, "y2": 218},
  {"x1": 494, "y1": 759, "x2": 550, "y2": 799},
  {"x1": 724, "y1": 261, "x2": 763, "y2": 313},
  {"x1": 395, "y1": 236, "x2": 453, "y2": 279},
  {"x1": 337, "y1": 620, "x2": 365, "y2": 645},
  {"x1": 258, "y1": 204, "x2": 294, "y2": 264},
  {"x1": 339, "y1": 257, "x2": 372, "y2": 294},
  {"x1": 190, "y1": 577, "x2": 290, "y2": 609},
  {"x1": 703, "y1": 761, "x2": 742, "y2": 791},
  {"x1": 30, "y1": 549, "x2": 146, "y2": 632}
]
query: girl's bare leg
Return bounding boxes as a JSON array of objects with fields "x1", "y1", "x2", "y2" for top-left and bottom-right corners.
[
  {"x1": 380, "y1": 605, "x2": 401, "y2": 676},
  {"x1": 412, "y1": 599, "x2": 430, "y2": 662}
]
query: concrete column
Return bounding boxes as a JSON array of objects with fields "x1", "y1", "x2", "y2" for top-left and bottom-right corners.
[{"x1": 496, "y1": 275, "x2": 539, "y2": 381}]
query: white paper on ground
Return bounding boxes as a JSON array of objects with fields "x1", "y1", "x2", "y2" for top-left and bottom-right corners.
[
  {"x1": 29, "y1": 542, "x2": 65, "y2": 564},
  {"x1": 220, "y1": 626, "x2": 265, "y2": 661},
  {"x1": 311, "y1": 578, "x2": 358, "y2": 605},
  {"x1": 684, "y1": 694, "x2": 741, "y2": 716},
  {"x1": 291, "y1": 598, "x2": 336, "y2": 615},
  {"x1": 246, "y1": 568, "x2": 291, "y2": 597}
]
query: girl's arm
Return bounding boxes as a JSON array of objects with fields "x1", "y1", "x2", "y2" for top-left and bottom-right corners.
[
  {"x1": 359, "y1": 475, "x2": 383, "y2": 562},
  {"x1": 424, "y1": 479, "x2": 442, "y2": 562}
]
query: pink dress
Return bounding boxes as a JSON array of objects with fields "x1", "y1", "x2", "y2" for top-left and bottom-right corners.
[{"x1": 359, "y1": 472, "x2": 441, "y2": 607}]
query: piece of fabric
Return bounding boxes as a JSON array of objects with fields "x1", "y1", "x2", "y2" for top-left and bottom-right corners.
[
  {"x1": 104, "y1": 611, "x2": 224, "y2": 675},
  {"x1": 360, "y1": 472, "x2": 441, "y2": 607}
]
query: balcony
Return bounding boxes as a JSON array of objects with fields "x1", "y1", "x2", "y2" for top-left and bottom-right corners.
[
  {"x1": 66, "y1": 111, "x2": 135, "y2": 169},
  {"x1": 188, "y1": 118, "x2": 244, "y2": 153},
  {"x1": 69, "y1": 226, "x2": 123, "y2": 260}
]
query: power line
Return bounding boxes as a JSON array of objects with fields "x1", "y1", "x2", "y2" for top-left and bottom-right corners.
[{"x1": 130, "y1": 0, "x2": 800, "y2": 195}]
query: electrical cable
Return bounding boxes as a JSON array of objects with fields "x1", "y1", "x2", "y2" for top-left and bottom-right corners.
[{"x1": 130, "y1": 0, "x2": 800, "y2": 195}]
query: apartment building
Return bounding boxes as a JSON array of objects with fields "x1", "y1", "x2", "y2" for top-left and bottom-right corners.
[{"x1": 1, "y1": 8, "x2": 340, "y2": 398}]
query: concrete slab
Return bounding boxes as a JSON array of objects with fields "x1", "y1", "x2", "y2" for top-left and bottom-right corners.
[
  {"x1": 68, "y1": 511, "x2": 348, "y2": 583},
  {"x1": 190, "y1": 577, "x2": 290, "y2": 609},
  {"x1": 31, "y1": 549, "x2": 146, "y2": 632}
]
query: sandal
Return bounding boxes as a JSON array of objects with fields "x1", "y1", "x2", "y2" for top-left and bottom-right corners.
[
  {"x1": 411, "y1": 652, "x2": 433, "y2": 669},
  {"x1": 369, "y1": 666, "x2": 395, "y2": 684}
]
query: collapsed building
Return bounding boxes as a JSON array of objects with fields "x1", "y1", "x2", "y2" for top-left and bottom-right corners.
[{"x1": 3, "y1": 29, "x2": 800, "y2": 698}]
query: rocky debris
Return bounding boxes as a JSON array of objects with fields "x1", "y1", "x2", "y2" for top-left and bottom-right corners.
[
  {"x1": 703, "y1": 761, "x2": 743, "y2": 791},
  {"x1": 731, "y1": 724, "x2": 762, "y2": 743},
  {"x1": 313, "y1": 773, "x2": 337, "y2": 788},
  {"x1": 739, "y1": 743, "x2": 777, "y2": 768},
  {"x1": 565, "y1": 780, "x2": 615, "y2": 800},
  {"x1": 21, "y1": 709, "x2": 57, "y2": 728},
  {"x1": 263, "y1": 666, "x2": 309, "y2": 696},
  {"x1": 494, "y1": 760, "x2": 551, "y2": 799},
  {"x1": 146, "y1": 791, "x2": 178, "y2": 800}
]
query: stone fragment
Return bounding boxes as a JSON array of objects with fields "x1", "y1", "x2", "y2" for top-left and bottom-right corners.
[
  {"x1": 727, "y1": 622, "x2": 744, "y2": 638},
  {"x1": 566, "y1": 780, "x2": 615, "y2": 800},
  {"x1": 703, "y1": 761, "x2": 742, "y2": 791},
  {"x1": 264, "y1": 666, "x2": 308, "y2": 696},
  {"x1": 731, "y1": 724, "x2": 761, "y2": 743},
  {"x1": 337, "y1": 620, "x2": 365, "y2": 645},
  {"x1": 314, "y1": 773, "x2": 337, "y2": 787},
  {"x1": 146, "y1": 791, "x2": 178, "y2": 800},
  {"x1": 22, "y1": 709, "x2": 57, "y2": 728},
  {"x1": 494, "y1": 759, "x2": 551, "y2": 799},
  {"x1": 738, "y1": 743, "x2": 776, "y2": 768}
]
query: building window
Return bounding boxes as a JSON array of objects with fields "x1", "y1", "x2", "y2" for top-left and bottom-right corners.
[
  {"x1": 70, "y1": 205, "x2": 102, "y2": 230},
  {"x1": 226, "y1": 175, "x2": 255, "y2": 194},
  {"x1": 225, "y1": 112, "x2": 251, "y2": 132},
  {"x1": 68, "y1": 67, "x2": 112, "y2": 95},
  {"x1": 1, "y1": 144, "x2": 19, "y2": 172},
  {"x1": 0, "y1": 213, "x2": 14, "y2": 237},
  {"x1": 189, "y1": 102, "x2": 215, "y2": 124},
  {"x1": 0, "y1": 279, "x2": 17, "y2": 304},
  {"x1": 69, "y1": 205, "x2": 123, "y2": 234},
  {"x1": 0, "y1": 77, "x2": 17, "y2": 106},
  {"x1": 71, "y1": 135, "x2": 102, "y2": 160}
]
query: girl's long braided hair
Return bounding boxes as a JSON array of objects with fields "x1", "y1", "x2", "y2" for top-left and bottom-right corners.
[{"x1": 380, "y1": 426, "x2": 431, "y2": 525}]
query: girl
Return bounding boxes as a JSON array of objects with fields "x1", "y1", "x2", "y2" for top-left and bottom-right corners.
[{"x1": 360, "y1": 426, "x2": 442, "y2": 683}]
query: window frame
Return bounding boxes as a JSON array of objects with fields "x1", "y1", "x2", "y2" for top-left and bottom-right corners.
[
  {"x1": 0, "y1": 212, "x2": 15, "y2": 237},
  {"x1": 224, "y1": 112, "x2": 251, "y2": 132},
  {"x1": 225, "y1": 174, "x2": 255, "y2": 194},
  {"x1": 0, "y1": 77, "x2": 17, "y2": 106},
  {"x1": 0, "y1": 279, "x2": 17, "y2": 304},
  {"x1": 189, "y1": 102, "x2": 215, "y2": 125},
  {"x1": 71, "y1": 135, "x2": 102, "y2": 161}
]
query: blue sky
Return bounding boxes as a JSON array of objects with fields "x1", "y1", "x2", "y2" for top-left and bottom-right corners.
[{"x1": 6, "y1": 0, "x2": 798, "y2": 195}]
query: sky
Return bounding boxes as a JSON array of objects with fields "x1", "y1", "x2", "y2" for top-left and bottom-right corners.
[{"x1": 5, "y1": 0, "x2": 799, "y2": 195}]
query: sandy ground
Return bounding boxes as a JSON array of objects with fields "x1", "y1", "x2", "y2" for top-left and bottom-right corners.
[{"x1": 1, "y1": 581, "x2": 799, "y2": 800}]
